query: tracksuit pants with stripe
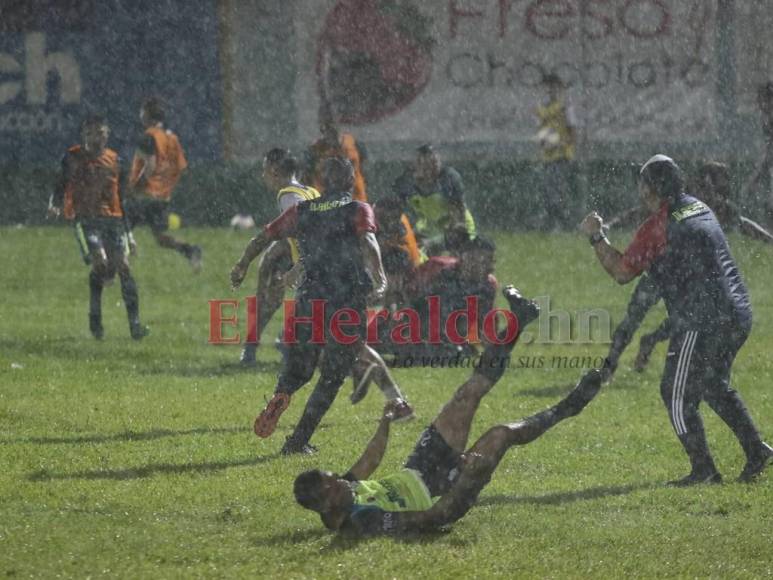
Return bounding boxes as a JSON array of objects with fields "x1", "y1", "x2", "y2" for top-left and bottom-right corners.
[{"x1": 661, "y1": 323, "x2": 763, "y2": 474}]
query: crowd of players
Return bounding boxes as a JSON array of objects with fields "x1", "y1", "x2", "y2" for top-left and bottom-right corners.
[{"x1": 48, "y1": 87, "x2": 773, "y2": 537}]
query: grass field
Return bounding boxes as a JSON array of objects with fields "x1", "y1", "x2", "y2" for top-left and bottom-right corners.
[{"x1": 1, "y1": 226, "x2": 772, "y2": 578}]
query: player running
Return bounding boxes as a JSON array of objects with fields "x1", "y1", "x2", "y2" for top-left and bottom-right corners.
[
  {"x1": 582, "y1": 154, "x2": 773, "y2": 484},
  {"x1": 48, "y1": 115, "x2": 148, "y2": 340},
  {"x1": 292, "y1": 287, "x2": 604, "y2": 536},
  {"x1": 127, "y1": 97, "x2": 202, "y2": 270},
  {"x1": 231, "y1": 157, "x2": 394, "y2": 454}
]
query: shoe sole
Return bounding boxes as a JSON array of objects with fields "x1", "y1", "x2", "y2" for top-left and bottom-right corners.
[{"x1": 254, "y1": 394, "x2": 290, "y2": 438}]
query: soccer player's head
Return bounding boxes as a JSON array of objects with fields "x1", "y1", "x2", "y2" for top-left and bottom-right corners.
[
  {"x1": 262, "y1": 148, "x2": 298, "y2": 190},
  {"x1": 140, "y1": 96, "x2": 166, "y2": 126},
  {"x1": 415, "y1": 144, "x2": 441, "y2": 182},
  {"x1": 293, "y1": 469, "x2": 345, "y2": 515},
  {"x1": 697, "y1": 161, "x2": 730, "y2": 206},
  {"x1": 80, "y1": 114, "x2": 109, "y2": 154},
  {"x1": 639, "y1": 154, "x2": 684, "y2": 208},
  {"x1": 542, "y1": 72, "x2": 564, "y2": 99},
  {"x1": 322, "y1": 157, "x2": 354, "y2": 194},
  {"x1": 458, "y1": 235, "x2": 496, "y2": 281}
]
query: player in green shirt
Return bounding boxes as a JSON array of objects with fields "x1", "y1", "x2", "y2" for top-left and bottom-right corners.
[{"x1": 293, "y1": 286, "x2": 604, "y2": 536}]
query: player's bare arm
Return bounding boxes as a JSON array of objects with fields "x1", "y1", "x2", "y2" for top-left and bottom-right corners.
[
  {"x1": 581, "y1": 212, "x2": 637, "y2": 284},
  {"x1": 345, "y1": 401, "x2": 400, "y2": 481},
  {"x1": 130, "y1": 149, "x2": 156, "y2": 195},
  {"x1": 231, "y1": 231, "x2": 271, "y2": 289}
]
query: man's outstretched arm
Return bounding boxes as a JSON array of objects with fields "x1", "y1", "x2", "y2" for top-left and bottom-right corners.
[
  {"x1": 739, "y1": 216, "x2": 773, "y2": 244},
  {"x1": 345, "y1": 401, "x2": 400, "y2": 481},
  {"x1": 580, "y1": 212, "x2": 638, "y2": 284}
]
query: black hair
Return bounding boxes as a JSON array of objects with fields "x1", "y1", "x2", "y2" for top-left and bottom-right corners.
[
  {"x1": 542, "y1": 73, "x2": 563, "y2": 87},
  {"x1": 322, "y1": 156, "x2": 354, "y2": 193},
  {"x1": 459, "y1": 234, "x2": 496, "y2": 255},
  {"x1": 294, "y1": 470, "x2": 327, "y2": 511},
  {"x1": 142, "y1": 96, "x2": 166, "y2": 123},
  {"x1": 416, "y1": 143, "x2": 434, "y2": 156},
  {"x1": 697, "y1": 161, "x2": 730, "y2": 199},
  {"x1": 639, "y1": 155, "x2": 685, "y2": 203},
  {"x1": 264, "y1": 147, "x2": 298, "y2": 177},
  {"x1": 80, "y1": 114, "x2": 107, "y2": 131}
]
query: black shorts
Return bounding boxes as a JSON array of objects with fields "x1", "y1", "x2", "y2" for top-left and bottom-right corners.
[
  {"x1": 75, "y1": 218, "x2": 128, "y2": 263},
  {"x1": 404, "y1": 425, "x2": 462, "y2": 497},
  {"x1": 126, "y1": 198, "x2": 170, "y2": 233}
]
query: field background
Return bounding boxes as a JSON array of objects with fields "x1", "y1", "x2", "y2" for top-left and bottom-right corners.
[{"x1": 1, "y1": 226, "x2": 772, "y2": 578}]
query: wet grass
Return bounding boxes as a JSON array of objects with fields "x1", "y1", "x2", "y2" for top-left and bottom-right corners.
[{"x1": 1, "y1": 226, "x2": 772, "y2": 578}]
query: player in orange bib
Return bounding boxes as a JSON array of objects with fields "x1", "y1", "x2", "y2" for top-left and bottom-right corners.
[
  {"x1": 303, "y1": 104, "x2": 368, "y2": 202},
  {"x1": 48, "y1": 115, "x2": 148, "y2": 340},
  {"x1": 127, "y1": 97, "x2": 202, "y2": 271}
]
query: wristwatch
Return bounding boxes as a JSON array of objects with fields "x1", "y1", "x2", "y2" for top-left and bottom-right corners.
[{"x1": 589, "y1": 231, "x2": 607, "y2": 246}]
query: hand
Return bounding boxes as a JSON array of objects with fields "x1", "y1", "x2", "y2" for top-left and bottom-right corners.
[
  {"x1": 368, "y1": 285, "x2": 386, "y2": 305},
  {"x1": 580, "y1": 212, "x2": 604, "y2": 237},
  {"x1": 230, "y1": 263, "x2": 247, "y2": 290},
  {"x1": 46, "y1": 206, "x2": 61, "y2": 220},
  {"x1": 127, "y1": 233, "x2": 138, "y2": 257}
]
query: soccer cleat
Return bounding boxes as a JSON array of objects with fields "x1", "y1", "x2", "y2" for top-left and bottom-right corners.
[
  {"x1": 738, "y1": 442, "x2": 773, "y2": 483},
  {"x1": 130, "y1": 322, "x2": 149, "y2": 341},
  {"x1": 667, "y1": 471, "x2": 722, "y2": 487},
  {"x1": 634, "y1": 334, "x2": 657, "y2": 372},
  {"x1": 558, "y1": 369, "x2": 603, "y2": 417},
  {"x1": 391, "y1": 399, "x2": 416, "y2": 423},
  {"x1": 502, "y1": 285, "x2": 540, "y2": 328},
  {"x1": 89, "y1": 314, "x2": 104, "y2": 340},
  {"x1": 281, "y1": 439, "x2": 318, "y2": 456},
  {"x1": 254, "y1": 392, "x2": 291, "y2": 438},
  {"x1": 350, "y1": 361, "x2": 377, "y2": 405},
  {"x1": 240, "y1": 343, "x2": 257, "y2": 366},
  {"x1": 189, "y1": 245, "x2": 203, "y2": 273}
]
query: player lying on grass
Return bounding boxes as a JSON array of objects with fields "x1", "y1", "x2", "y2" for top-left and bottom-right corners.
[{"x1": 293, "y1": 286, "x2": 604, "y2": 536}]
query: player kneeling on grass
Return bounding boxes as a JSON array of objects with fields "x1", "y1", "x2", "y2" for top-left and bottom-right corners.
[
  {"x1": 293, "y1": 286, "x2": 604, "y2": 536},
  {"x1": 48, "y1": 115, "x2": 148, "y2": 340}
]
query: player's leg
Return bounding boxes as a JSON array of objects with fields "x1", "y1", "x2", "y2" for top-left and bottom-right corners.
[
  {"x1": 106, "y1": 222, "x2": 147, "y2": 340},
  {"x1": 254, "y1": 297, "x2": 322, "y2": 438},
  {"x1": 429, "y1": 286, "x2": 540, "y2": 452},
  {"x1": 350, "y1": 344, "x2": 414, "y2": 420},
  {"x1": 241, "y1": 240, "x2": 291, "y2": 364},
  {"x1": 82, "y1": 223, "x2": 109, "y2": 339},
  {"x1": 700, "y1": 327, "x2": 772, "y2": 482},
  {"x1": 659, "y1": 331, "x2": 720, "y2": 485},
  {"x1": 427, "y1": 368, "x2": 603, "y2": 527},
  {"x1": 149, "y1": 200, "x2": 202, "y2": 271},
  {"x1": 281, "y1": 339, "x2": 359, "y2": 454}
]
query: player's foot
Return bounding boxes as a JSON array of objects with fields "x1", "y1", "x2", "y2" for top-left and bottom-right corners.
[
  {"x1": 240, "y1": 343, "x2": 257, "y2": 366},
  {"x1": 130, "y1": 322, "x2": 149, "y2": 341},
  {"x1": 557, "y1": 369, "x2": 603, "y2": 418},
  {"x1": 254, "y1": 392, "x2": 291, "y2": 438},
  {"x1": 189, "y1": 245, "x2": 203, "y2": 273},
  {"x1": 667, "y1": 470, "x2": 722, "y2": 487},
  {"x1": 738, "y1": 442, "x2": 773, "y2": 483},
  {"x1": 350, "y1": 361, "x2": 377, "y2": 404},
  {"x1": 634, "y1": 334, "x2": 657, "y2": 372},
  {"x1": 391, "y1": 399, "x2": 416, "y2": 422},
  {"x1": 502, "y1": 285, "x2": 540, "y2": 328},
  {"x1": 281, "y1": 439, "x2": 318, "y2": 455},
  {"x1": 89, "y1": 314, "x2": 104, "y2": 340}
]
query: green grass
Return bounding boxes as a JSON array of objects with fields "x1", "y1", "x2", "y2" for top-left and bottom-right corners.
[{"x1": 1, "y1": 226, "x2": 772, "y2": 578}]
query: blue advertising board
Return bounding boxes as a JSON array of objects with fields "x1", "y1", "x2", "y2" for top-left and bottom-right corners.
[{"x1": 0, "y1": 0, "x2": 222, "y2": 164}]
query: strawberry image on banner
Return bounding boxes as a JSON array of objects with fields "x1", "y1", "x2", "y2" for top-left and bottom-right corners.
[{"x1": 316, "y1": 0, "x2": 435, "y2": 124}]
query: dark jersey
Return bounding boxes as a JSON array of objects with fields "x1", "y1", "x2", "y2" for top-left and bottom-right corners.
[
  {"x1": 649, "y1": 195, "x2": 752, "y2": 332},
  {"x1": 265, "y1": 194, "x2": 377, "y2": 301}
]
